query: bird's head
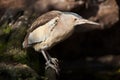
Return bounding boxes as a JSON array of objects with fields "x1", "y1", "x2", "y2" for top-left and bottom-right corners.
[{"x1": 62, "y1": 12, "x2": 103, "y2": 31}]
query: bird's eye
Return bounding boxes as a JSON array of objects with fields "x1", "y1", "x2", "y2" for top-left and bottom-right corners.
[{"x1": 74, "y1": 18, "x2": 77, "y2": 21}]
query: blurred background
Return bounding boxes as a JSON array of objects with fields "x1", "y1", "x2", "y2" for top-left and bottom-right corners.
[{"x1": 0, "y1": 0, "x2": 119, "y2": 80}]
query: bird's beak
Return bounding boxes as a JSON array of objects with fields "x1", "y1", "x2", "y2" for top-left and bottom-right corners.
[
  {"x1": 76, "y1": 18, "x2": 100, "y2": 26},
  {"x1": 75, "y1": 18, "x2": 103, "y2": 32}
]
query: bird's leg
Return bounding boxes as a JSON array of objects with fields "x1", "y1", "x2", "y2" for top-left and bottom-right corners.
[{"x1": 41, "y1": 50, "x2": 59, "y2": 75}]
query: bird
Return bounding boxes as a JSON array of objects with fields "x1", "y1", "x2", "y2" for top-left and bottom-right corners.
[{"x1": 22, "y1": 10, "x2": 102, "y2": 75}]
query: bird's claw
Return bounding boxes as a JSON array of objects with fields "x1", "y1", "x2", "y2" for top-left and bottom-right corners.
[
  {"x1": 45, "y1": 58, "x2": 59, "y2": 75},
  {"x1": 51, "y1": 58, "x2": 59, "y2": 66}
]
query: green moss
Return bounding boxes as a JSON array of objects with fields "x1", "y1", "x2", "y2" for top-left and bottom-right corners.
[
  {"x1": 0, "y1": 21, "x2": 12, "y2": 35},
  {"x1": 7, "y1": 48, "x2": 28, "y2": 64},
  {"x1": 0, "y1": 23, "x2": 42, "y2": 79},
  {"x1": 0, "y1": 42, "x2": 6, "y2": 53},
  {"x1": 13, "y1": 52, "x2": 27, "y2": 64},
  {"x1": 3, "y1": 26, "x2": 12, "y2": 34}
]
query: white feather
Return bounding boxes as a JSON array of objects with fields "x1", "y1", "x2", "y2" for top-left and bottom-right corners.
[{"x1": 28, "y1": 17, "x2": 59, "y2": 45}]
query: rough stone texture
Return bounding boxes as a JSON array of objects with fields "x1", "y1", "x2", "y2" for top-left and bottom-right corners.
[{"x1": 0, "y1": 63, "x2": 39, "y2": 80}]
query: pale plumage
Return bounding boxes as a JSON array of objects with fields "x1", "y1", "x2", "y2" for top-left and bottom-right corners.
[{"x1": 22, "y1": 10, "x2": 101, "y2": 75}]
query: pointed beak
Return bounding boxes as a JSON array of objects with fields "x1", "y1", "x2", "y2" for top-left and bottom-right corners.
[
  {"x1": 76, "y1": 18, "x2": 100, "y2": 25},
  {"x1": 75, "y1": 18, "x2": 103, "y2": 32}
]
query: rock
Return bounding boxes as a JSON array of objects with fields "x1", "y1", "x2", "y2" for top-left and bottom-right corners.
[{"x1": 0, "y1": 63, "x2": 39, "y2": 80}]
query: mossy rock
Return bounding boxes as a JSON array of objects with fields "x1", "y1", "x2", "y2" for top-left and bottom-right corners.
[{"x1": 0, "y1": 63, "x2": 39, "y2": 80}]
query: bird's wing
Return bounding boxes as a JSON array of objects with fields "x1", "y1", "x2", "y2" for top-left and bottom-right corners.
[
  {"x1": 23, "y1": 10, "x2": 62, "y2": 48},
  {"x1": 27, "y1": 17, "x2": 59, "y2": 45},
  {"x1": 27, "y1": 10, "x2": 62, "y2": 32}
]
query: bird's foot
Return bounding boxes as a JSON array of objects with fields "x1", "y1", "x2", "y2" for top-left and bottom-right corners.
[{"x1": 45, "y1": 58, "x2": 59, "y2": 75}]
